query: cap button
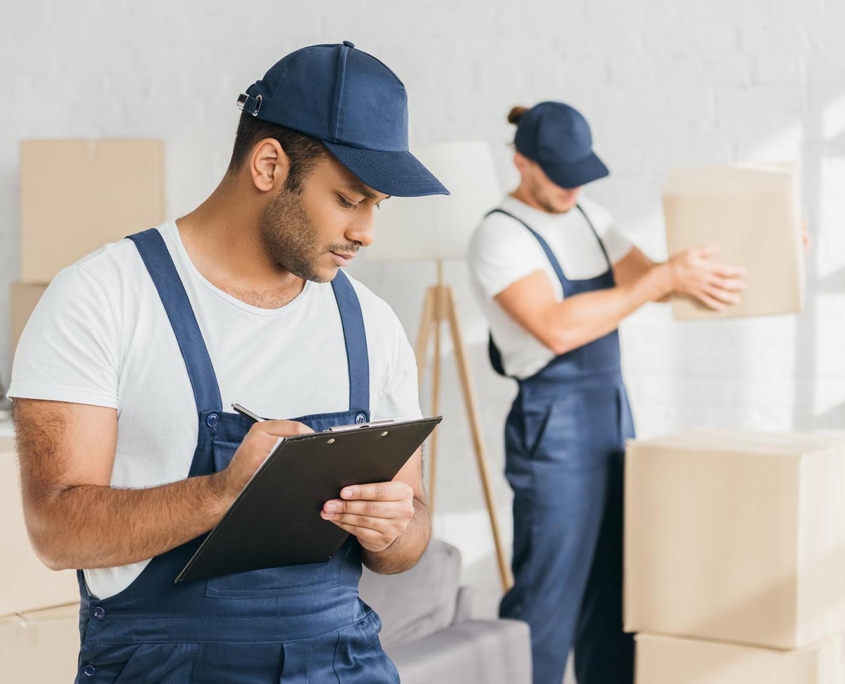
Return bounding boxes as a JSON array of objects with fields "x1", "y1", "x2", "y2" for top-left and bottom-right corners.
[{"x1": 343, "y1": 41, "x2": 355, "y2": 48}]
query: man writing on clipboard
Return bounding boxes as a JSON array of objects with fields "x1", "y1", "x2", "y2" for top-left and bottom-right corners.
[
  {"x1": 468, "y1": 102, "x2": 746, "y2": 684},
  {"x1": 10, "y1": 42, "x2": 446, "y2": 683}
]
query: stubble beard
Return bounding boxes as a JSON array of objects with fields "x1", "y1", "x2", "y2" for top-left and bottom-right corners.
[{"x1": 258, "y1": 186, "x2": 330, "y2": 283}]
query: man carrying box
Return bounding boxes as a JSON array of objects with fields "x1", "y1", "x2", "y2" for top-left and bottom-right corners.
[
  {"x1": 10, "y1": 42, "x2": 447, "y2": 683},
  {"x1": 467, "y1": 101, "x2": 746, "y2": 684}
]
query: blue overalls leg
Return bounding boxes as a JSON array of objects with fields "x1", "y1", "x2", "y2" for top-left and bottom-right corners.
[{"x1": 489, "y1": 207, "x2": 635, "y2": 684}]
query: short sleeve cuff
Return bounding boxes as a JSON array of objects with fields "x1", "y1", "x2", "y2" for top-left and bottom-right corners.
[{"x1": 6, "y1": 382, "x2": 119, "y2": 409}]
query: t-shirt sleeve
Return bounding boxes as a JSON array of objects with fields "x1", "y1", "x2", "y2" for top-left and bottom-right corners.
[
  {"x1": 8, "y1": 265, "x2": 120, "y2": 408},
  {"x1": 580, "y1": 198, "x2": 633, "y2": 266},
  {"x1": 602, "y1": 227, "x2": 634, "y2": 265},
  {"x1": 372, "y1": 310, "x2": 423, "y2": 423},
  {"x1": 467, "y1": 214, "x2": 550, "y2": 300}
]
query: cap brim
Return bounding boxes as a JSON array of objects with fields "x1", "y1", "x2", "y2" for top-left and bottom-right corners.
[
  {"x1": 540, "y1": 152, "x2": 609, "y2": 190},
  {"x1": 323, "y1": 141, "x2": 450, "y2": 198}
]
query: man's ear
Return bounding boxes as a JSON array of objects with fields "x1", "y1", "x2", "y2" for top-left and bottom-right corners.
[{"x1": 249, "y1": 138, "x2": 290, "y2": 192}]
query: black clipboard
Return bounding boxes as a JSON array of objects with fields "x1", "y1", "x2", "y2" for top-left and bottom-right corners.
[{"x1": 175, "y1": 415, "x2": 442, "y2": 583}]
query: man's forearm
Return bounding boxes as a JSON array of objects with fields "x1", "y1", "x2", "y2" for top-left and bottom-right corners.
[
  {"x1": 548, "y1": 263, "x2": 671, "y2": 354},
  {"x1": 27, "y1": 474, "x2": 228, "y2": 571},
  {"x1": 361, "y1": 498, "x2": 431, "y2": 575}
]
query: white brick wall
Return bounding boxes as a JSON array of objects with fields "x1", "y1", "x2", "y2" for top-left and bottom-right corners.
[{"x1": 1, "y1": 0, "x2": 844, "y2": 633}]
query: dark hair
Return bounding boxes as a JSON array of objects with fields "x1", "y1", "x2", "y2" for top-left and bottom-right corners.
[
  {"x1": 507, "y1": 106, "x2": 529, "y2": 125},
  {"x1": 226, "y1": 112, "x2": 326, "y2": 193}
]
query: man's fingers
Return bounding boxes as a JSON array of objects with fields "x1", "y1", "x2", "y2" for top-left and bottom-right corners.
[
  {"x1": 323, "y1": 512, "x2": 388, "y2": 529},
  {"x1": 711, "y1": 264, "x2": 746, "y2": 279},
  {"x1": 322, "y1": 498, "x2": 414, "y2": 520},
  {"x1": 339, "y1": 481, "x2": 410, "y2": 502},
  {"x1": 697, "y1": 291, "x2": 728, "y2": 311},
  {"x1": 328, "y1": 521, "x2": 386, "y2": 545},
  {"x1": 704, "y1": 285, "x2": 741, "y2": 306},
  {"x1": 324, "y1": 498, "x2": 379, "y2": 516},
  {"x1": 710, "y1": 276, "x2": 746, "y2": 293},
  {"x1": 252, "y1": 419, "x2": 314, "y2": 438}
]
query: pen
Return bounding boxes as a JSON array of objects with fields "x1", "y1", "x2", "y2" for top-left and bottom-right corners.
[{"x1": 231, "y1": 403, "x2": 265, "y2": 423}]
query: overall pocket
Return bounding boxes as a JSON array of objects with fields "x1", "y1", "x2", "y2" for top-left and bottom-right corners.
[
  {"x1": 526, "y1": 387, "x2": 616, "y2": 471},
  {"x1": 331, "y1": 610, "x2": 399, "y2": 684},
  {"x1": 204, "y1": 441, "x2": 345, "y2": 599}
]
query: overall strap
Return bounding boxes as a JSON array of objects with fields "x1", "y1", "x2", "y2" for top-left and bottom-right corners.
[
  {"x1": 486, "y1": 208, "x2": 569, "y2": 291},
  {"x1": 575, "y1": 204, "x2": 612, "y2": 270},
  {"x1": 330, "y1": 270, "x2": 370, "y2": 413},
  {"x1": 128, "y1": 229, "x2": 223, "y2": 413},
  {"x1": 485, "y1": 207, "x2": 573, "y2": 379}
]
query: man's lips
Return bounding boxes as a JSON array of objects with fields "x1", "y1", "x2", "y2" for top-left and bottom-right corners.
[{"x1": 330, "y1": 251, "x2": 357, "y2": 265}]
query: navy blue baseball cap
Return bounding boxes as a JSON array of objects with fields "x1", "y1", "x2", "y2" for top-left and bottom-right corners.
[
  {"x1": 513, "y1": 102, "x2": 609, "y2": 189},
  {"x1": 237, "y1": 41, "x2": 448, "y2": 198}
]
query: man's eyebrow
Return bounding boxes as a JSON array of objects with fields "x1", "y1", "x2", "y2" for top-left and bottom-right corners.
[{"x1": 342, "y1": 182, "x2": 389, "y2": 202}]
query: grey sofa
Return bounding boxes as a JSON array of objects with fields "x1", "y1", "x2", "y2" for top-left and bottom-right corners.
[{"x1": 359, "y1": 539, "x2": 532, "y2": 684}]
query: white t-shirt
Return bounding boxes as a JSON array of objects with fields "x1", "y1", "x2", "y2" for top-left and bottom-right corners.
[
  {"x1": 467, "y1": 195, "x2": 632, "y2": 379},
  {"x1": 9, "y1": 220, "x2": 421, "y2": 599}
]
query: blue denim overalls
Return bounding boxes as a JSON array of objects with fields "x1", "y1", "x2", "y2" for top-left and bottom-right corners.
[
  {"x1": 488, "y1": 207, "x2": 635, "y2": 684},
  {"x1": 74, "y1": 228, "x2": 399, "y2": 683}
]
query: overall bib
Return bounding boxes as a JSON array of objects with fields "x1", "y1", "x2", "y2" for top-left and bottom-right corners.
[
  {"x1": 74, "y1": 228, "x2": 399, "y2": 684},
  {"x1": 489, "y1": 207, "x2": 635, "y2": 684}
]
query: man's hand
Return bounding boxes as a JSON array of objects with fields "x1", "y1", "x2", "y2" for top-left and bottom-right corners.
[
  {"x1": 320, "y1": 481, "x2": 416, "y2": 553},
  {"x1": 213, "y1": 420, "x2": 313, "y2": 505},
  {"x1": 668, "y1": 245, "x2": 746, "y2": 311}
]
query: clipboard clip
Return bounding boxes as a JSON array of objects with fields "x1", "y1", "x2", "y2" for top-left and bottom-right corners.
[{"x1": 324, "y1": 419, "x2": 394, "y2": 433}]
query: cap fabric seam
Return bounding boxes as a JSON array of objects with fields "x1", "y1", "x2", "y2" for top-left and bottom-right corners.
[{"x1": 332, "y1": 47, "x2": 350, "y2": 143}]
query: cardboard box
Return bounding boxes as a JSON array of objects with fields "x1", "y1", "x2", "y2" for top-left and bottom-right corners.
[
  {"x1": 663, "y1": 164, "x2": 803, "y2": 320},
  {"x1": 10, "y1": 282, "x2": 48, "y2": 358},
  {"x1": 625, "y1": 431, "x2": 845, "y2": 649},
  {"x1": 20, "y1": 139, "x2": 165, "y2": 283},
  {"x1": 635, "y1": 632, "x2": 845, "y2": 684},
  {"x1": 0, "y1": 438, "x2": 79, "y2": 616},
  {"x1": 0, "y1": 603, "x2": 80, "y2": 682}
]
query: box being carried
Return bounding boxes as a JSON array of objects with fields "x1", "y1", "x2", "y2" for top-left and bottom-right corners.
[
  {"x1": 635, "y1": 632, "x2": 845, "y2": 684},
  {"x1": 625, "y1": 430, "x2": 845, "y2": 650},
  {"x1": 663, "y1": 164, "x2": 803, "y2": 320},
  {"x1": 20, "y1": 139, "x2": 165, "y2": 283}
]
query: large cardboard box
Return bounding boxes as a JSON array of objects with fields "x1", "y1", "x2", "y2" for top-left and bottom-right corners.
[
  {"x1": 10, "y1": 282, "x2": 48, "y2": 358},
  {"x1": 635, "y1": 633, "x2": 845, "y2": 684},
  {"x1": 664, "y1": 164, "x2": 803, "y2": 320},
  {"x1": 625, "y1": 431, "x2": 845, "y2": 649},
  {"x1": 0, "y1": 603, "x2": 80, "y2": 682},
  {"x1": 0, "y1": 438, "x2": 79, "y2": 616},
  {"x1": 20, "y1": 139, "x2": 165, "y2": 283}
]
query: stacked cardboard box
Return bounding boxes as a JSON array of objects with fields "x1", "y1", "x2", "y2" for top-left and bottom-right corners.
[
  {"x1": 9, "y1": 282, "x2": 47, "y2": 358},
  {"x1": 625, "y1": 431, "x2": 845, "y2": 683},
  {"x1": 663, "y1": 164, "x2": 803, "y2": 321},
  {"x1": 635, "y1": 633, "x2": 844, "y2": 684},
  {"x1": 9, "y1": 139, "x2": 165, "y2": 360},
  {"x1": 0, "y1": 603, "x2": 81, "y2": 681},
  {"x1": 0, "y1": 437, "x2": 81, "y2": 681}
]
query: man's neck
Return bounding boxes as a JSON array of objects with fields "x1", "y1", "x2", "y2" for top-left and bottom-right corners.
[
  {"x1": 510, "y1": 184, "x2": 549, "y2": 213},
  {"x1": 175, "y1": 181, "x2": 306, "y2": 309}
]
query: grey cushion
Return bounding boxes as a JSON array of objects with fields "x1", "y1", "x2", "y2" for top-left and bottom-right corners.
[
  {"x1": 359, "y1": 539, "x2": 461, "y2": 648},
  {"x1": 453, "y1": 586, "x2": 473, "y2": 624},
  {"x1": 385, "y1": 619, "x2": 533, "y2": 684}
]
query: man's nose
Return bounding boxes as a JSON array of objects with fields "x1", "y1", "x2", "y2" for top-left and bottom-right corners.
[{"x1": 347, "y1": 208, "x2": 376, "y2": 248}]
